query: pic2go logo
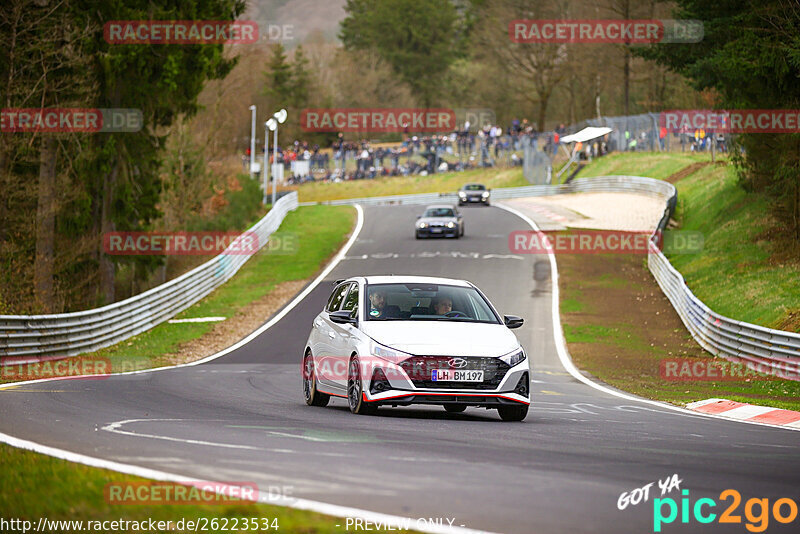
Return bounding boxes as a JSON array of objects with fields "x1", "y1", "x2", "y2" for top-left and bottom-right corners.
[
  {"x1": 653, "y1": 489, "x2": 799, "y2": 532},
  {"x1": 618, "y1": 474, "x2": 683, "y2": 510}
]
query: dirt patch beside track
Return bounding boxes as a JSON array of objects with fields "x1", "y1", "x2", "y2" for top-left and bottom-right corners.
[{"x1": 664, "y1": 161, "x2": 711, "y2": 183}]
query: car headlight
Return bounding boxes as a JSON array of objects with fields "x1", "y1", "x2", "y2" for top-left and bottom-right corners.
[
  {"x1": 500, "y1": 349, "x2": 526, "y2": 367},
  {"x1": 458, "y1": 191, "x2": 467, "y2": 198},
  {"x1": 371, "y1": 341, "x2": 412, "y2": 363},
  {"x1": 417, "y1": 222, "x2": 428, "y2": 228},
  {"x1": 482, "y1": 191, "x2": 490, "y2": 198},
  {"x1": 446, "y1": 221, "x2": 456, "y2": 228}
]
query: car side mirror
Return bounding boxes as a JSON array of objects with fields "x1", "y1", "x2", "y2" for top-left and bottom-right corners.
[
  {"x1": 330, "y1": 310, "x2": 357, "y2": 325},
  {"x1": 416, "y1": 215, "x2": 421, "y2": 219},
  {"x1": 504, "y1": 315, "x2": 524, "y2": 329}
]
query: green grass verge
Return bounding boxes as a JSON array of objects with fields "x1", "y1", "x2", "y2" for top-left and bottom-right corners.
[
  {"x1": 575, "y1": 151, "x2": 711, "y2": 181},
  {"x1": 0, "y1": 443, "x2": 365, "y2": 533},
  {"x1": 294, "y1": 167, "x2": 527, "y2": 203}
]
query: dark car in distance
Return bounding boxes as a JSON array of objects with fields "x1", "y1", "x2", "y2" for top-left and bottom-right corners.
[
  {"x1": 415, "y1": 204, "x2": 464, "y2": 239},
  {"x1": 458, "y1": 183, "x2": 491, "y2": 206}
]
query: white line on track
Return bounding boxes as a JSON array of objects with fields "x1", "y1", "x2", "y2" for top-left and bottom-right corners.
[
  {"x1": 102, "y1": 419, "x2": 263, "y2": 450},
  {"x1": 168, "y1": 316, "x2": 227, "y2": 323},
  {"x1": 495, "y1": 202, "x2": 800, "y2": 433}
]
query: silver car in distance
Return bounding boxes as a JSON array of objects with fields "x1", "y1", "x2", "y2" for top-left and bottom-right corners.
[
  {"x1": 415, "y1": 204, "x2": 464, "y2": 239},
  {"x1": 302, "y1": 275, "x2": 530, "y2": 421}
]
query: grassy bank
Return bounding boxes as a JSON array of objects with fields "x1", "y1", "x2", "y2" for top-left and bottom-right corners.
[
  {"x1": 0, "y1": 443, "x2": 366, "y2": 533},
  {"x1": 293, "y1": 167, "x2": 527, "y2": 203},
  {"x1": 574, "y1": 151, "x2": 712, "y2": 181},
  {"x1": 559, "y1": 151, "x2": 800, "y2": 411},
  {"x1": 667, "y1": 163, "x2": 800, "y2": 330}
]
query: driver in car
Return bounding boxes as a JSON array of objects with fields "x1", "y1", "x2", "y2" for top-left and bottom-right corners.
[
  {"x1": 431, "y1": 296, "x2": 453, "y2": 315},
  {"x1": 368, "y1": 290, "x2": 387, "y2": 318}
]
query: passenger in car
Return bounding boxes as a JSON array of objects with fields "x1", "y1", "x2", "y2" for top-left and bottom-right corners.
[{"x1": 431, "y1": 296, "x2": 453, "y2": 315}]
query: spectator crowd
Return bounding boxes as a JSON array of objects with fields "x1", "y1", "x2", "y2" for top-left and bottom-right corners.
[{"x1": 242, "y1": 118, "x2": 570, "y2": 184}]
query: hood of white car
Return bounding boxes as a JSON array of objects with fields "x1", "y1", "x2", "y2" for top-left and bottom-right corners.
[{"x1": 361, "y1": 320, "x2": 520, "y2": 357}]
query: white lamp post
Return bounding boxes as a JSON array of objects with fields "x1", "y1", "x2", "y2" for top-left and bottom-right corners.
[
  {"x1": 264, "y1": 118, "x2": 277, "y2": 205},
  {"x1": 271, "y1": 109, "x2": 287, "y2": 206},
  {"x1": 248, "y1": 105, "x2": 256, "y2": 180}
]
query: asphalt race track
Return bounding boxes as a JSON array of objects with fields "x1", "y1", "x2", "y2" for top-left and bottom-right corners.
[{"x1": 1, "y1": 204, "x2": 798, "y2": 534}]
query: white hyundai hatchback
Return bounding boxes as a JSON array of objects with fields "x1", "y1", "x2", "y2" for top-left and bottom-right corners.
[{"x1": 302, "y1": 275, "x2": 530, "y2": 421}]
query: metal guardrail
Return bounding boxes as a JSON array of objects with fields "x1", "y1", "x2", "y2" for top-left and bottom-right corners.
[
  {"x1": 648, "y1": 239, "x2": 800, "y2": 381},
  {"x1": 303, "y1": 175, "x2": 800, "y2": 380},
  {"x1": 0, "y1": 192, "x2": 299, "y2": 363}
]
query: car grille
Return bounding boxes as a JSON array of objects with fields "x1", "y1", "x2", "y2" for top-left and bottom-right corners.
[{"x1": 399, "y1": 356, "x2": 510, "y2": 390}]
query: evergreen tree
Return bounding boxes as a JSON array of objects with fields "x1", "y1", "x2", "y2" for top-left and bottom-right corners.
[
  {"x1": 264, "y1": 43, "x2": 294, "y2": 111},
  {"x1": 291, "y1": 46, "x2": 311, "y2": 109}
]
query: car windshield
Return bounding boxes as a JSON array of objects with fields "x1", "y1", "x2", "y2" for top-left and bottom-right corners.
[
  {"x1": 365, "y1": 283, "x2": 500, "y2": 323},
  {"x1": 423, "y1": 208, "x2": 455, "y2": 217},
  {"x1": 463, "y1": 184, "x2": 485, "y2": 191}
]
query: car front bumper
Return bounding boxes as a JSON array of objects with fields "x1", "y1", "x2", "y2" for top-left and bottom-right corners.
[
  {"x1": 416, "y1": 227, "x2": 458, "y2": 237},
  {"x1": 363, "y1": 357, "x2": 530, "y2": 407},
  {"x1": 459, "y1": 195, "x2": 489, "y2": 205}
]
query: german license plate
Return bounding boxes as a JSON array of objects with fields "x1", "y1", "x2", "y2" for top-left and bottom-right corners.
[
  {"x1": 432, "y1": 369, "x2": 483, "y2": 382},
  {"x1": 431, "y1": 227, "x2": 443, "y2": 233}
]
